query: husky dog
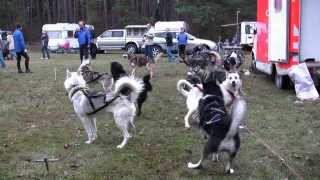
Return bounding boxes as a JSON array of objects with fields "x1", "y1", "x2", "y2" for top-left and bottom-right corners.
[
  {"x1": 124, "y1": 53, "x2": 162, "y2": 76},
  {"x1": 187, "y1": 78, "x2": 247, "y2": 174},
  {"x1": 111, "y1": 61, "x2": 152, "y2": 116},
  {"x1": 78, "y1": 59, "x2": 114, "y2": 92},
  {"x1": 224, "y1": 51, "x2": 244, "y2": 71},
  {"x1": 220, "y1": 71, "x2": 243, "y2": 107},
  {"x1": 64, "y1": 70, "x2": 144, "y2": 148}
]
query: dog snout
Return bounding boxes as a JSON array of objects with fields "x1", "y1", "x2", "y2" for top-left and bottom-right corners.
[{"x1": 232, "y1": 81, "x2": 236, "y2": 87}]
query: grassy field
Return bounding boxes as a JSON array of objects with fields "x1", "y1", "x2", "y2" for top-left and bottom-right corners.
[{"x1": 0, "y1": 52, "x2": 319, "y2": 179}]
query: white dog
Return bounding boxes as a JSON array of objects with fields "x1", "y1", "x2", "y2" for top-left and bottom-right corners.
[
  {"x1": 64, "y1": 70, "x2": 144, "y2": 148},
  {"x1": 177, "y1": 80, "x2": 203, "y2": 129},
  {"x1": 220, "y1": 71, "x2": 243, "y2": 107}
]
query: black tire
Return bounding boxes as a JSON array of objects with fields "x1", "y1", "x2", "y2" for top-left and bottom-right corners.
[
  {"x1": 126, "y1": 43, "x2": 138, "y2": 54},
  {"x1": 275, "y1": 73, "x2": 289, "y2": 89},
  {"x1": 151, "y1": 45, "x2": 162, "y2": 57},
  {"x1": 250, "y1": 52, "x2": 258, "y2": 73}
]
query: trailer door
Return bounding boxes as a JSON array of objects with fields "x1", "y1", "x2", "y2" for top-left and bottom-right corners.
[
  {"x1": 268, "y1": 0, "x2": 289, "y2": 62},
  {"x1": 300, "y1": 0, "x2": 320, "y2": 62}
]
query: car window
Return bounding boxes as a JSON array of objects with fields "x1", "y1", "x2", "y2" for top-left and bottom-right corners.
[
  {"x1": 112, "y1": 31, "x2": 124, "y2": 37},
  {"x1": 101, "y1": 31, "x2": 112, "y2": 38},
  {"x1": 155, "y1": 32, "x2": 177, "y2": 38},
  {"x1": 47, "y1": 31, "x2": 62, "y2": 39}
]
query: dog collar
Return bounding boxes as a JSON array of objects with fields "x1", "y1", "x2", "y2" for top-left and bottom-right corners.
[{"x1": 227, "y1": 90, "x2": 235, "y2": 103}]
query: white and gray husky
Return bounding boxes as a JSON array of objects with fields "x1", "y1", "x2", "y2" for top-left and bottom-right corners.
[{"x1": 64, "y1": 70, "x2": 144, "y2": 148}]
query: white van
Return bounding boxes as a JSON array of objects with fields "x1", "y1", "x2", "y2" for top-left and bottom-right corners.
[{"x1": 42, "y1": 23, "x2": 93, "y2": 52}]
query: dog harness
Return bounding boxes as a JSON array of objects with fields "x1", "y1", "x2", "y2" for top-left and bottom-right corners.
[
  {"x1": 199, "y1": 95, "x2": 227, "y2": 127},
  {"x1": 68, "y1": 86, "x2": 119, "y2": 115}
]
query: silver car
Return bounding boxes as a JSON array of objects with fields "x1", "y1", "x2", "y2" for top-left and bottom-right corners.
[
  {"x1": 96, "y1": 25, "x2": 148, "y2": 53},
  {"x1": 148, "y1": 31, "x2": 217, "y2": 57}
]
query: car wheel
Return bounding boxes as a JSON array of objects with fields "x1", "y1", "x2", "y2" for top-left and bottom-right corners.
[
  {"x1": 250, "y1": 52, "x2": 258, "y2": 73},
  {"x1": 152, "y1": 46, "x2": 162, "y2": 57},
  {"x1": 275, "y1": 73, "x2": 289, "y2": 89},
  {"x1": 126, "y1": 44, "x2": 138, "y2": 54}
]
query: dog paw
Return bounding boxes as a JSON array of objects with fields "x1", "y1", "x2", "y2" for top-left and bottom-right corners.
[
  {"x1": 185, "y1": 125, "x2": 191, "y2": 129},
  {"x1": 85, "y1": 140, "x2": 92, "y2": 144},
  {"x1": 117, "y1": 144, "x2": 124, "y2": 149},
  {"x1": 226, "y1": 168, "x2": 234, "y2": 174},
  {"x1": 187, "y1": 162, "x2": 201, "y2": 169}
]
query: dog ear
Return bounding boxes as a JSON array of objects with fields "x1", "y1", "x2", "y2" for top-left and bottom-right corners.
[{"x1": 66, "y1": 69, "x2": 71, "y2": 78}]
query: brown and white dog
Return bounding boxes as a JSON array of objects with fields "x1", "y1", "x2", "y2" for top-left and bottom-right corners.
[{"x1": 124, "y1": 53, "x2": 163, "y2": 76}]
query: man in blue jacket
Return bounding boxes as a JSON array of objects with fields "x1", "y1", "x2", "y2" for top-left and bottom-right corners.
[
  {"x1": 177, "y1": 27, "x2": 188, "y2": 64},
  {"x1": 13, "y1": 25, "x2": 31, "y2": 73},
  {"x1": 74, "y1": 21, "x2": 90, "y2": 63}
]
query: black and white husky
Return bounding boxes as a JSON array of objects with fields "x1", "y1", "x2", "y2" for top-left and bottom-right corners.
[
  {"x1": 64, "y1": 70, "x2": 144, "y2": 148},
  {"x1": 187, "y1": 78, "x2": 247, "y2": 174}
]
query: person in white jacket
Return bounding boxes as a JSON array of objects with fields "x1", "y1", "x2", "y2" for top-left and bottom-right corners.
[{"x1": 7, "y1": 31, "x2": 15, "y2": 60}]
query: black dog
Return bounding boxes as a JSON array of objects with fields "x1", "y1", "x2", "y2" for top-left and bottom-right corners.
[
  {"x1": 136, "y1": 74, "x2": 152, "y2": 116},
  {"x1": 187, "y1": 77, "x2": 242, "y2": 174},
  {"x1": 110, "y1": 61, "x2": 152, "y2": 116}
]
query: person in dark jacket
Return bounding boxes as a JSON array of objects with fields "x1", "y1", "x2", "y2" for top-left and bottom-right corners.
[
  {"x1": 88, "y1": 26, "x2": 97, "y2": 60},
  {"x1": 165, "y1": 29, "x2": 176, "y2": 62},
  {"x1": 13, "y1": 25, "x2": 31, "y2": 73},
  {"x1": 74, "y1": 21, "x2": 90, "y2": 63},
  {"x1": 41, "y1": 31, "x2": 50, "y2": 59}
]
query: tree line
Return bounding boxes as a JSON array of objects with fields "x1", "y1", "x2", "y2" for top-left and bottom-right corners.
[{"x1": 0, "y1": 0, "x2": 256, "y2": 42}]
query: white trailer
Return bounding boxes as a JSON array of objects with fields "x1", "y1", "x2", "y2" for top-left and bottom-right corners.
[{"x1": 42, "y1": 23, "x2": 93, "y2": 52}]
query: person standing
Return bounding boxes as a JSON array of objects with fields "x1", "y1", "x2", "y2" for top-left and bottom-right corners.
[
  {"x1": 143, "y1": 23, "x2": 155, "y2": 78},
  {"x1": 41, "y1": 31, "x2": 50, "y2": 60},
  {"x1": 7, "y1": 31, "x2": 16, "y2": 60},
  {"x1": 177, "y1": 27, "x2": 188, "y2": 64},
  {"x1": 0, "y1": 37, "x2": 7, "y2": 68},
  {"x1": 74, "y1": 21, "x2": 90, "y2": 63},
  {"x1": 88, "y1": 26, "x2": 96, "y2": 60},
  {"x1": 165, "y1": 29, "x2": 175, "y2": 62},
  {"x1": 13, "y1": 25, "x2": 31, "y2": 73}
]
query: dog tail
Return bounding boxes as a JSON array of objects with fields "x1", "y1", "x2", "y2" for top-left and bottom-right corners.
[
  {"x1": 177, "y1": 79, "x2": 193, "y2": 97},
  {"x1": 114, "y1": 76, "x2": 144, "y2": 103},
  {"x1": 229, "y1": 97, "x2": 247, "y2": 135}
]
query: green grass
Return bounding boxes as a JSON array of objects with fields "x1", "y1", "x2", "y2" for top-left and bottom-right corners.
[{"x1": 0, "y1": 52, "x2": 319, "y2": 179}]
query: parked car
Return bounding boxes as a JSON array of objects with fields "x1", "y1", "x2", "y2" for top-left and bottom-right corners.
[
  {"x1": 96, "y1": 25, "x2": 148, "y2": 53},
  {"x1": 147, "y1": 31, "x2": 217, "y2": 57}
]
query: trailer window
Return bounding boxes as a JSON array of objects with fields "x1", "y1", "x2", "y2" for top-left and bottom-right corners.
[
  {"x1": 67, "y1": 31, "x2": 73, "y2": 38},
  {"x1": 274, "y1": 0, "x2": 282, "y2": 12},
  {"x1": 47, "y1": 31, "x2": 62, "y2": 39}
]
